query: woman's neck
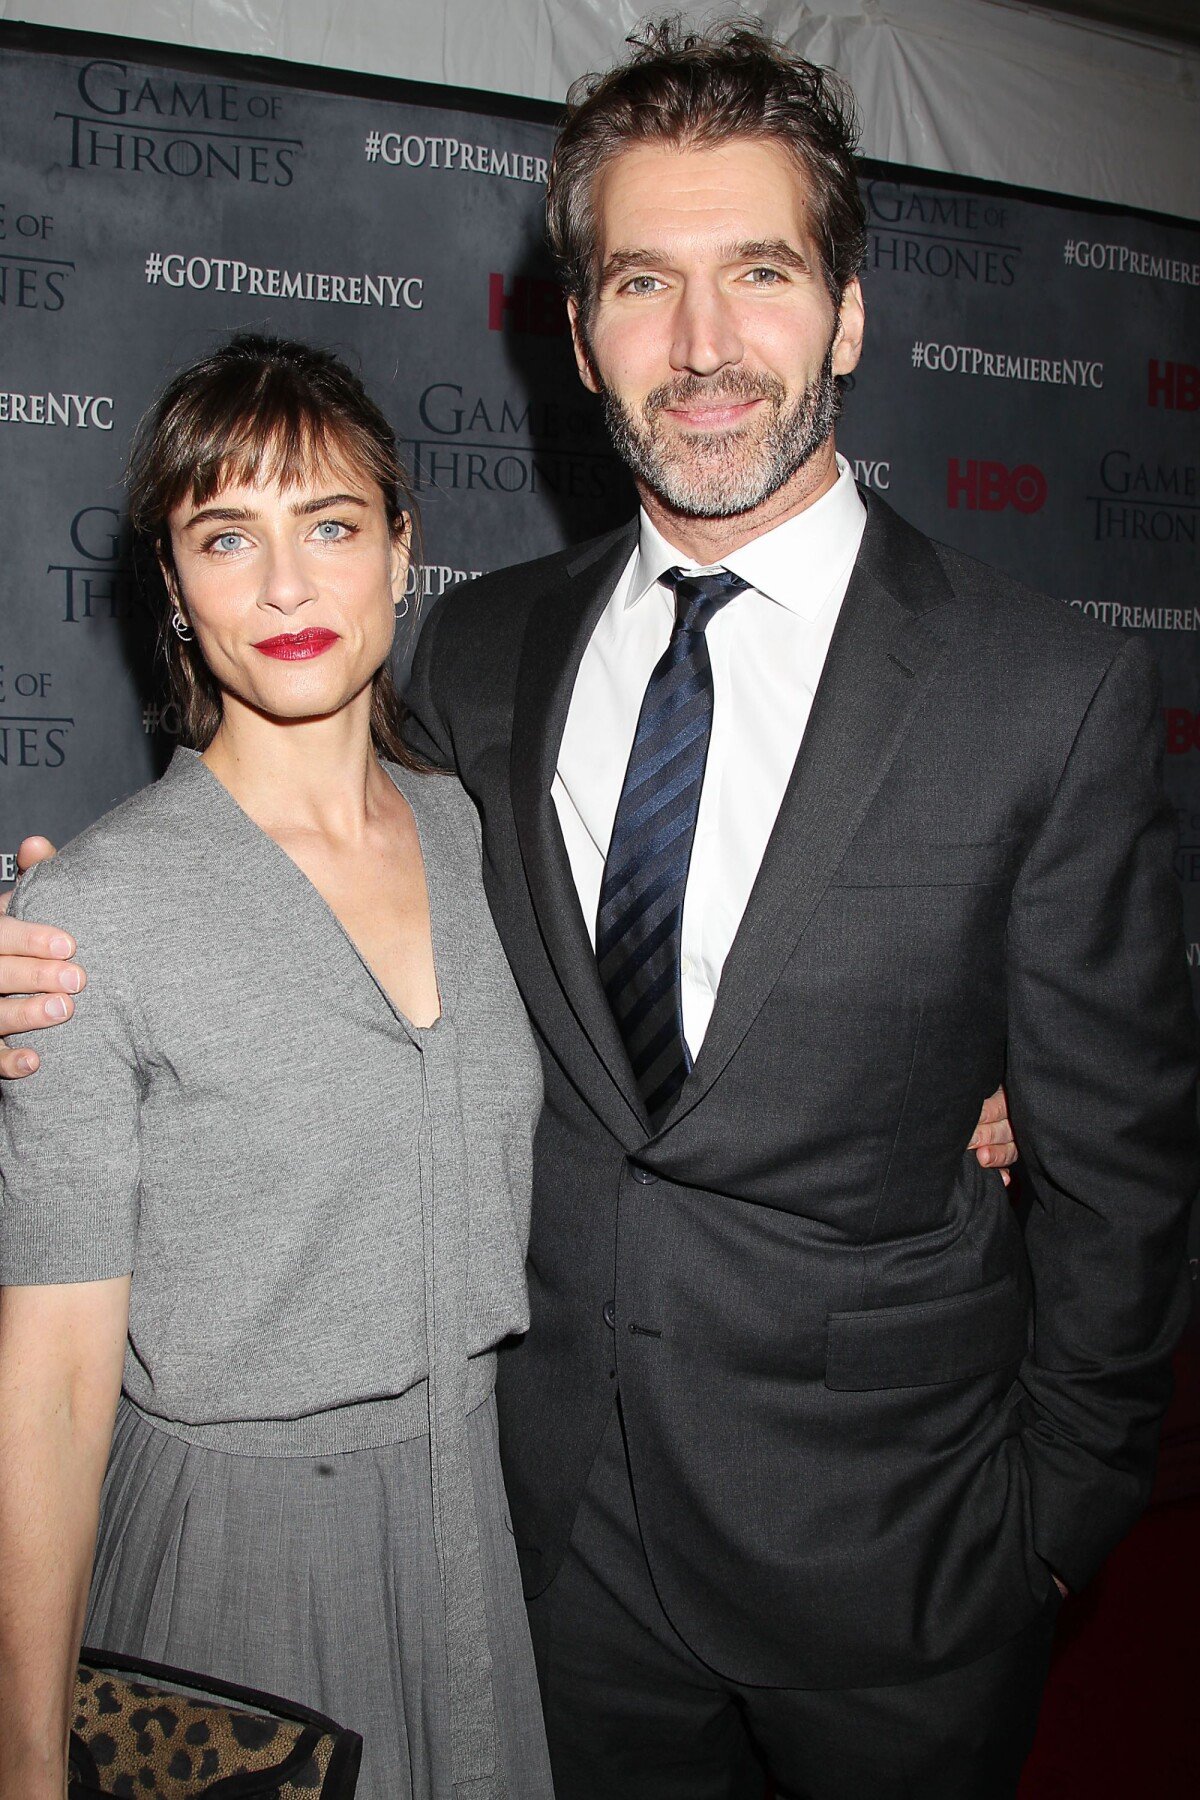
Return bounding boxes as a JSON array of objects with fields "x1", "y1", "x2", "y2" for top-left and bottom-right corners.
[{"x1": 200, "y1": 693, "x2": 388, "y2": 842}]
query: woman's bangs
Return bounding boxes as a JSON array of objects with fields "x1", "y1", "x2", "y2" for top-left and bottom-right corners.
[{"x1": 187, "y1": 406, "x2": 358, "y2": 508}]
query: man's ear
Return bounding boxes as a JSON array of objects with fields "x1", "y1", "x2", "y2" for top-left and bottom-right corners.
[
  {"x1": 568, "y1": 296, "x2": 602, "y2": 395},
  {"x1": 831, "y1": 276, "x2": 865, "y2": 378}
]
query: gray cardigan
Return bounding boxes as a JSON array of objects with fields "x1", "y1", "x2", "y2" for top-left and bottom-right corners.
[{"x1": 0, "y1": 746, "x2": 543, "y2": 1785}]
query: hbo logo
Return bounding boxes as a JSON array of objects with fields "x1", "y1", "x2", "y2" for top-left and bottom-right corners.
[
  {"x1": 947, "y1": 459, "x2": 1047, "y2": 513},
  {"x1": 1164, "y1": 710, "x2": 1200, "y2": 755}
]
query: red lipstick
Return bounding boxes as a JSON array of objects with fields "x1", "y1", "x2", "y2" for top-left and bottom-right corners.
[{"x1": 252, "y1": 628, "x2": 339, "y2": 661}]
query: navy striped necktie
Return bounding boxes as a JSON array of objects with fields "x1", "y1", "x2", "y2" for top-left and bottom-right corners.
[{"x1": 596, "y1": 566, "x2": 748, "y2": 1129}]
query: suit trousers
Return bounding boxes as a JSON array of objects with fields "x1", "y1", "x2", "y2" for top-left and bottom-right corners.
[{"x1": 526, "y1": 1400, "x2": 1060, "y2": 1800}]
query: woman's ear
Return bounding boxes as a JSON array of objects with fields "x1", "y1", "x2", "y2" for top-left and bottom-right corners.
[
  {"x1": 389, "y1": 513, "x2": 413, "y2": 611},
  {"x1": 158, "y1": 552, "x2": 183, "y2": 616}
]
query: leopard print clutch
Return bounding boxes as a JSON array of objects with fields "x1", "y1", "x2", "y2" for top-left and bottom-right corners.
[{"x1": 69, "y1": 1648, "x2": 362, "y2": 1797}]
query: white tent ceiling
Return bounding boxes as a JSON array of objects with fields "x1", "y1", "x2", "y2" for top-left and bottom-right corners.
[{"x1": 3, "y1": 1, "x2": 1197, "y2": 217}]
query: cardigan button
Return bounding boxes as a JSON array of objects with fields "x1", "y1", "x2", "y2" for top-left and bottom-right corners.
[
  {"x1": 602, "y1": 1301, "x2": 616, "y2": 1330},
  {"x1": 631, "y1": 1165, "x2": 658, "y2": 1185}
]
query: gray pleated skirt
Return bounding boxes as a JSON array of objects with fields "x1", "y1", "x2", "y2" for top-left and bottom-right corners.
[{"x1": 85, "y1": 1394, "x2": 554, "y2": 1800}]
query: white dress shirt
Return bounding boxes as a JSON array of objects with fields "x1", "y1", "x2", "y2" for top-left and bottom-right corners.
[{"x1": 552, "y1": 455, "x2": 868, "y2": 1057}]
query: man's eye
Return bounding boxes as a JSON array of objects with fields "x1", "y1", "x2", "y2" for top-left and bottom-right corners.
[
  {"x1": 622, "y1": 274, "x2": 664, "y2": 296},
  {"x1": 745, "y1": 266, "x2": 785, "y2": 284}
]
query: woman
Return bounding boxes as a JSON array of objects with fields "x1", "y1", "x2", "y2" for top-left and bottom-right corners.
[{"x1": 0, "y1": 335, "x2": 554, "y2": 1800}]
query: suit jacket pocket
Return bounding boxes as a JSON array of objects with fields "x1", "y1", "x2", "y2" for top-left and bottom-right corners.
[
  {"x1": 825, "y1": 1273, "x2": 1028, "y2": 1390},
  {"x1": 831, "y1": 838, "x2": 1016, "y2": 887}
]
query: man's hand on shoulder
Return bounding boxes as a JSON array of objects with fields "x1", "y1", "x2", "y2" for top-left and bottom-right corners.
[
  {"x1": 0, "y1": 837, "x2": 82, "y2": 1078},
  {"x1": 969, "y1": 1084, "x2": 1016, "y2": 1185}
]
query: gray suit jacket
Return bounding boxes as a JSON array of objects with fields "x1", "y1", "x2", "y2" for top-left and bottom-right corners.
[{"x1": 404, "y1": 489, "x2": 1200, "y2": 1689}]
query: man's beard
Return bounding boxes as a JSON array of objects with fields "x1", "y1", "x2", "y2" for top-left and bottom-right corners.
[{"x1": 600, "y1": 347, "x2": 839, "y2": 520}]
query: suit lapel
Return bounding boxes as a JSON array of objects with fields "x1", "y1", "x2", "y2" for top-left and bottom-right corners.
[
  {"x1": 509, "y1": 521, "x2": 649, "y2": 1138},
  {"x1": 663, "y1": 494, "x2": 950, "y2": 1132}
]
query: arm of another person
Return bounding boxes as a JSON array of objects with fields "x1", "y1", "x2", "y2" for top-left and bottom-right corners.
[
  {"x1": 0, "y1": 839, "x2": 83, "y2": 1079},
  {"x1": 0, "y1": 1277, "x2": 128, "y2": 1799},
  {"x1": 1006, "y1": 634, "x2": 1200, "y2": 1595}
]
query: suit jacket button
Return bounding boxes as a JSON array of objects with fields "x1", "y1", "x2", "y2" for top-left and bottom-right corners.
[
  {"x1": 631, "y1": 1165, "x2": 657, "y2": 1185},
  {"x1": 603, "y1": 1301, "x2": 616, "y2": 1330}
]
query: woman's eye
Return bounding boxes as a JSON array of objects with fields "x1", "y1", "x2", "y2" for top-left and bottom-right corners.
[
  {"x1": 313, "y1": 520, "x2": 351, "y2": 541},
  {"x1": 214, "y1": 531, "x2": 246, "y2": 553}
]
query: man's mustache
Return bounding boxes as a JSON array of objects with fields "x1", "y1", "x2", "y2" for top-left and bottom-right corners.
[{"x1": 642, "y1": 370, "x2": 786, "y2": 418}]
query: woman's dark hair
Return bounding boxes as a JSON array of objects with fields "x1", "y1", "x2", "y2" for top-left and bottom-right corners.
[
  {"x1": 547, "y1": 16, "x2": 867, "y2": 331},
  {"x1": 127, "y1": 333, "x2": 423, "y2": 766}
]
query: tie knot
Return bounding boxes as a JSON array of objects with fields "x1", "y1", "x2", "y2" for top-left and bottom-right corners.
[{"x1": 663, "y1": 566, "x2": 748, "y2": 635}]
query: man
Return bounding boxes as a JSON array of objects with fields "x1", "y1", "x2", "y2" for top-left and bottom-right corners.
[{"x1": 2, "y1": 20, "x2": 1196, "y2": 1800}]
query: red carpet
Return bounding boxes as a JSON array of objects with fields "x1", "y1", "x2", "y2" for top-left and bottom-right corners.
[
  {"x1": 1019, "y1": 1343, "x2": 1200, "y2": 1799},
  {"x1": 1018, "y1": 1497, "x2": 1199, "y2": 1798}
]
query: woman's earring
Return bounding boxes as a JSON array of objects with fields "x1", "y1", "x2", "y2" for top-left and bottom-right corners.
[
  {"x1": 394, "y1": 595, "x2": 410, "y2": 621},
  {"x1": 171, "y1": 608, "x2": 194, "y2": 643}
]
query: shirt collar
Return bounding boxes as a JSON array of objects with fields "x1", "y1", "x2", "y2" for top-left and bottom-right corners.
[{"x1": 628, "y1": 453, "x2": 867, "y2": 621}]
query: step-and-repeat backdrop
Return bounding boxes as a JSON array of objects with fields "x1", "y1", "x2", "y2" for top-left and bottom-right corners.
[{"x1": 2, "y1": 24, "x2": 1199, "y2": 1026}]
